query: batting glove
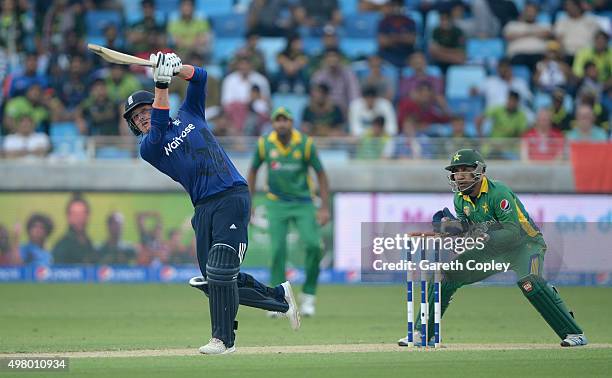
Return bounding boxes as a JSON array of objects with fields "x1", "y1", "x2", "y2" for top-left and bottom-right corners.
[
  {"x1": 166, "y1": 53, "x2": 182, "y2": 76},
  {"x1": 150, "y1": 52, "x2": 173, "y2": 87}
]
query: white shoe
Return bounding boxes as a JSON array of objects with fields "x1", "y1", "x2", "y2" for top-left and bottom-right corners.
[
  {"x1": 300, "y1": 293, "x2": 316, "y2": 317},
  {"x1": 398, "y1": 331, "x2": 421, "y2": 347},
  {"x1": 266, "y1": 311, "x2": 282, "y2": 318},
  {"x1": 561, "y1": 333, "x2": 588, "y2": 347},
  {"x1": 281, "y1": 281, "x2": 301, "y2": 330},
  {"x1": 198, "y1": 338, "x2": 236, "y2": 355}
]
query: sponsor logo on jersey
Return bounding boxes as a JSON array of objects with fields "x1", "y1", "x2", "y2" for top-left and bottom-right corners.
[
  {"x1": 463, "y1": 206, "x2": 470, "y2": 216},
  {"x1": 164, "y1": 123, "x2": 195, "y2": 156},
  {"x1": 500, "y1": 199, "x2": 511, "y2": 211},
  {"x1": 271, "y1": 161, "x2": 281, "y2": 170}
]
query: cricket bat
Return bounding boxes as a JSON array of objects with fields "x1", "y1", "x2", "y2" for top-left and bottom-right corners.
[{"x1": 87, "y1": 43, "x2": 155, "y2": 67}]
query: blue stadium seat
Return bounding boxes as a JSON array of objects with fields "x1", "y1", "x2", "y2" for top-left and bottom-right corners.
[
  {"x1": 210, "y1": 13, "x2": 246, "y2": 37},
  {"x1": 272, "y1": 94, "x2": 309, "y2": 129},
  {"x1": 425, "y1": 10, "x2": 439, "y2": 41},
  {"x1": 155, "y1": 0, "x2": 181, "y2": 15},
  {"x1": 50, "y1": 122, "x2": 79, "y2": 138},
  {"x1": 302, "y1": 37, "x2": 323, "y2": 55},
  {"x1": 466, "y1": 38, "x2": 505, "y2": 63},
  {"x1": 343, "y1": 12, "x2": 381, "y2": 38},
  {"x1": 407, "y1": 10, "x2": 423, "y2": 47},
  {"x1": 445, "y1": 65, "x2": 486, "y2": 99},
  {"x1": 119, "y1": 0, "x2": 143, "y2": 25},
  {"x1": 86, "y1": 10, "x2": 123, "y2": 39},
  {"x1": 51, "y1": 136, "x2": 87, "y2": 160},
  {"x1": 205, "y1": 64, "x2": 224, "y2": 80},
  {"x1": 212, "y1": 37, "x2": 244, "y2": 64},
  {"x1": 447, "y1": 97, "x2": 484, "y2": 123},
  {"x1": 339, "y1": 38, "x2": 378, "y2": 60},
  {"x1": 536, "y1": 12, "x2": 552, "y2": 25},
  {"x1": 401, "y1": 65, "x2": 442, "y2": 78},
  {"x1": 512, "y1": 65, "x2": 531, "y2": 83},
  {"x1": 258, "y1": 37, "x2": 286, "y2": 75},
  {"x1": 340, "y1": 0, "x2": 359, "y2": 14},
  {"x1": 96, "y1": 147, "x2": 133, "y2": 159},
  {"x1": 404, "y1": 0, "x2": 420, "y2": 9},
  {"x1": 196, "y1": 0, "x2": 234, "y2": 16}
]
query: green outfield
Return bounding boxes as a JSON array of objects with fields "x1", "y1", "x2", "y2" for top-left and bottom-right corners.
[{"x1": 1, "y1": 284, "x2": 611, "y2": 377}]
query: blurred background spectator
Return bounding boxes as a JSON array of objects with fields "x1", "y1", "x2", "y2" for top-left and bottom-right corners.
[
  {"x1": 0, "y1": 222, "x2": 21, "y2": 266},
  {"x1": 554, "y1": 0, "x2": 601, "y2": 62},
  {"x1": 98, "y1": 212, "x2": 136, "y2": 265},
  {"x1": 136, "y1": 211, "x2": 168, "y2": 266},
  {"x1": 521, "y1": 108, "x2": 565, "y2": 161},
  {"x1": 20, "y1": 213, "x2": 54, "y2": 265},
  {"x1": 377, "y1": 0, "x2": 416, "y2": 67},
  {"x1": 534, "y1": 41, "x2": 574, "y2": 94},
  {"x1": 167, "y1": 0, "x2": 211, "y2": 59},
  {"x1": 301, "y1": 82, "x2": 345, "y2": 136},
  {"x1": 293, "y1": 0, "x2": 342, "y2": 35},
  {"x1": 355, "y1": 115, "x2": 393, "y2": 159},
  {"x1": 275, "y1": 34, "x2": 309, "y2": 94},
  {"x1": 2, "y1": 114, "x2": 50, "y2": 158},
  {"x1": 429, "y1": 8, "x2": 465, "y2": 73},
  {"x1": 504, "y1": 2, "x2": 552, "y2": 72},
  {"x1": 567, "y1": 104, "x2": 608, "y2": 141},
  {"x1": 52, "y1": 194, "x2": 97, "y2": 264},
  {"x1": 312, "y1": 47, "x2": 360, "y2": 115},
  {"x1": 247, "y1": 0, "x2": 293, "y2": 37},
  {"x1": 348, "y1": 85, "x2": 397, "y2": 136},
  {"x1": 477, "y1": 90, "x2": 527, "y2": 138}
]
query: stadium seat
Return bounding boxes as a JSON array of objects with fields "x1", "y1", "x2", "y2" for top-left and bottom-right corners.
[
  {"x1": 534, "y1": 91, "x2": 552, "y2": 110},
  {"x1": 536, "y1": 12, "x2": 552, "y2": 25},
  {"x1": 50, "y1": 122, "x2": 79, "y2": 138},
  {"x1": 302, "y1": 37, "x2": 323, "y2": 55},
  {"x1": 407, "y1": 10, "x2": 423, "y2": 47},
  {"x1": 96, "y1": 147, "x2": 133, "y2": 159},
  {"x1": 343, "y1": 12, "x2": 381, "y2": 38},
  {"x1": 401, "y1": 65, "x2": 442, "y2": 78},
  {"x1": 196, "y1": 0, "x2": 234, "y2": 16},
  {"x1": 51, "y1": 136, "x2": 87, "y2": 160},
  {"x1": 445, "y1": 65, "x2": 486, "y2": 99},
  {"x1": 86, "y1": 10, "x2": 123, "y2": 39},
  {"x1": 340, "y1": 0, "x2": 359, "y2": 14},
  {"x1": 339, "y1": 38, "x2": 378, "y2": 60},
  {"x1": 512, "y1": 65, "x2": 531, "y2": 83},
  {"x1": 205, "y1": 64, "x2": 224, "y2": 80},
  {"x1": 155, "y1": 0, "x2": 181, "y2": 15},
  {"x1": 404, "y1": 0, "x2": 420, "y2": 9},
  {"x1": 212, "y1": 37, "x2": 244, "y2": 64},
  {"x1": 447, "y1": 97, "x2": 484, "y2": 123},
  {"x1": 351, "y1": 60, "x2": 398, "y2": 82},
  {"x1": 258, "y1": 37, "x2": 286, "y2": 75},
  {"x1": 466, "y1": 38, "x2": 505, "y2": 63},
  {"x1": 271, "y1": 94, "x2": 309, "y2": 129},
  {"x1": 119, "y1": 0, "x2": 143, "y2": 25},
  {"x1": 425, "y1": 10, "x2": 439, "y2": 41},
  {"x1": 210, "y1": 13, "x2": 246, "y2": 38}
]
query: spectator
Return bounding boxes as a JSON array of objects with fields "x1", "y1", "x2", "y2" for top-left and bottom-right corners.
[
  {"x1": 275, "y1": 34, "x2": 309, "y2": 94},
  {"x1": 221, "y1": 53, "x2": 271, "y2": 133},
  {"x1": 167, "y1": 0, "x2": 211, "y2": 58},
  {"x1": 301, "y1": 83, "x2": 345, "y2": 136},
  {"x1": 75, "y1": 79, "x2": 121, "y2": 136},
  {"x1": 503, "y1": 2, "x2": 552, "y2": 72},
  {"x1": 377, "y1": 0, "x2": 417, "y2": 67},
  {"x1": 41, "y1": 0, "x2": 86, "y2": 51},
  {"x1": 566, "y1": 104, "x2": 608, "y2": 141},
  {"x1": 521, "y1": 108, "x2": 565, "y2": 160},
  {"x1": 550, "y1": 87, "x2": 572, "y2": 132},
  {"x1": 440, "y1": 114, "x2": 478, "y2": 156},
  {"x1": 479, "y1": 58, "x2": 532, "y2": 114},
  {"x1": 554, "y1": 0, "x2": 601, "y2": 61},
  {"x1": 355, "y1": 115, "x2": 394, "y2": 160},
  {"x1": 52, "y1": 194, "x2": 97, "y2": 264},
  {"x1": 348, "y1": 86, "x2": 397, "y2": 136},
  {"x1": 293, "y1": 0, "x2": 342, "y2": 34},
  {"x1": 359, "y1": 55, "x2": 394, "y2": 101},
  {"x1": 54, "y1": 55, "x2": 89, "y2": 111},
  {"x1": 576, "y1": 91, "x2": 609, "y2": 131},
  {"x1": 359, "y1": 0, "x2": 389, "y2": 12},
  {"x1": 534, "y1": 41, "x2": 574, "y2": 93},
  {"x1": 20, "y1": 213, "x2": 54, "y2": 265},
  {"x1": 244, "y1": 85, "x2": 270, "y2": 136},
  {"x1": 449, "y1": 114, "x2": 470, "y2": 138},
  {"x1": 126, "y1": 0, "x2": 166, "y2": 53},
  {"x1": 0, "y1": 0, "x2": 34, "y2": 53},
  {"x1": 102, "y1": 23, "x2": 123, "y2": 52},
  {"x1": 397, "y1": 81, "x2": 450, "y2": 136},
  {"x1": 459, "y1": 0, "x2": 504, "y2": 39},
  {"x1": 7, "y1": 52, "x2": 47, "y2": 98},
  {"x1": 477, "y1": 90, "x2": 528, "y2": 138},
  {"x1": 0, "y1": 223, "x2": 21, "y2": 266},
  {"x1": 136, "y1": 211, "x2": 168, "y2": 266},
  {"x1": 573, "y1": 30, "x2": 611, "y2": 84},
  {"x1": 233, "y1": 31, "x2": 267, "y2": 75},
  {"x1": 165, "y1": 228, "x2": 194, "y2": 265},
  {"x1": 105, "y1": 65, "x2": 142, "y2": 104},
  {"x1": 98, "y1": 212, "x2": 136, "y2": 265},
  {"x1": 3, "y1": 83, "x2": 50, "y2": 134},
  {"x1": 576, "y1": 61, "x2": 603, "y2": 100},
  {"x1": 429, "y1": 8, "x2": 466, "y2": 73},
  {"x1": 311, "y1": 47, "x2": 360, "y2": 114},
  {"x1": 306, "y1": 25, "x2": 348, "y2": 76},
  {"x1": 398, "y1": 52, "x2": 445, "y2": 105},
  {"x1": 247, "y1": 0, "x2": 293, "y2": 37},
  {"x1": 2, "y1": 115, "x2": 50, "y2": 159}
]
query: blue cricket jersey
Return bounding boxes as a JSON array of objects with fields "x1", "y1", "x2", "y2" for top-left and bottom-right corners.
[{"x1": 140, "y1": 66, "x2": 247, "y2": 205}]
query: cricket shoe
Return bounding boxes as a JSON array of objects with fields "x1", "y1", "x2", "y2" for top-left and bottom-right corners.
[
  {"x1": 300, "y1": 293, "x2": 316, "y2": 317},
  {"x1": 561, "y1": 334, "x2": 588, "y2": 347},
  {"x1": 398, "y1": 331, "x2": 435, "y2": 347},
  {"x1": 281, "y1": 281, "x2": 301, "y2": 330},
  {"x1": 199, "y1": 338, "x2": 236, "y2": 355}
]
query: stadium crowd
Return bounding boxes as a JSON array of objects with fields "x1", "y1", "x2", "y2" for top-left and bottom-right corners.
[{"x1": 0, "y1": 0, "x2": 610, "y2": 161}]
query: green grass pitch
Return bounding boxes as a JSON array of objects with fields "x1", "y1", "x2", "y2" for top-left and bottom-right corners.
[{"x1": 1, "y1": 284, "x2": 611, "y2": 377}]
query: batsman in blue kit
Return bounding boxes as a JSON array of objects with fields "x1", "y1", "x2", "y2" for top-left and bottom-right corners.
[{"x1": 122, "y1": 52, "x2": 300, "y2": 355}]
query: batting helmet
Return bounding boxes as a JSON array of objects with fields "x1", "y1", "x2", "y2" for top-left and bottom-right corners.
[{"x1": 123, "y1": 90, "x2": 154, "y2": 136}]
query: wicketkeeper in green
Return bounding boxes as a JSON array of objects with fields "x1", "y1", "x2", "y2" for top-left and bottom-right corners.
[
  {"x1": 248, "y1": 107, "x2": 330, "y2": 317},
  {"x1": 399, "y1": 149, "x2": 587, "y2": 347}
]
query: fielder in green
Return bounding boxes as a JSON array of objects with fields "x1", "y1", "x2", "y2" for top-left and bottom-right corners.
[
  {"x1": 398, "y1": 149, "x2": 587, "y2": 347},
  {"x1": 248, "y1": 107, "x2": 330, "y2": 317}
]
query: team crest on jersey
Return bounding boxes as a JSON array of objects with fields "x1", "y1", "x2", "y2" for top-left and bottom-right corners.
[
  {"x1": 500, "y1": 199, "x2": 511, "y2": 211},
  {"x1": 522, "y1": 281, "x2": 533, "y2": 292},
  {"x1": 271, "y1": 161, "x2": 281, "y2": 170},
  {"x1": 270, "y1": 149, "x2": 279, "y2": 158},
  {"x1": 293, "y1": 150, "x2": 302, "y2": 159},
  {"x1": 463, "y1": 206, "x2": 470, "y2": 216}
]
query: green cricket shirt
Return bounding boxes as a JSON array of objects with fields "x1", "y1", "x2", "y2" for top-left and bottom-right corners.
[
  {"x1": 251, "y1": 130, "x2": 323, "y2": 202},
  {"x1": 454, "y1": 176, "x2": 542, "y2": 248}
]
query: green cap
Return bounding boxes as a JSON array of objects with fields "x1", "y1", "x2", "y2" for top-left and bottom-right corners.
[
  {"x1": 271, "y1": 107, "x2": 293, "y2": 120},
  {"x1": 445, "y1": 149, "x2": 486, "y2": 171}
]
